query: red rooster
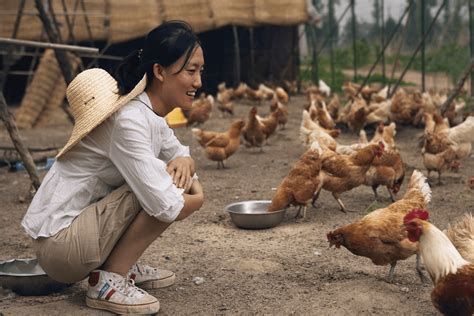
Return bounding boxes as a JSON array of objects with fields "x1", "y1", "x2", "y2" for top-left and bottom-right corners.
[{"x1": 404, "y1": 209, "x2": 474, "y2": 316}]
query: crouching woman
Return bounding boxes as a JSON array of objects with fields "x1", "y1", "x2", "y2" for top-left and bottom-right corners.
[{"x1": 21, "y1": 20, "x2": 205, "y2": 314}]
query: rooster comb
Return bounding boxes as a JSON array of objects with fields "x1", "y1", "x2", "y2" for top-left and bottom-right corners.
[{"x1": 403, "y1": 209, "x2": 429, "y2": 225}]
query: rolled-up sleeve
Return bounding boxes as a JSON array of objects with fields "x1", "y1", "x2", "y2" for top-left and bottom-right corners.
[{"x1": 109, "y1": 113, "x2": 184, "y2": 222}]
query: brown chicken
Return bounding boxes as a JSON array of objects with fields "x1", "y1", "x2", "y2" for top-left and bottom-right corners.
[
  {"x1": 257, "y1": 109, "x2": 281, "y2": 140},
  {"x1": 268, "y1": 143, "x2": 323, "y2": 219},
  {"x1": 404, "y1": 210, "x2": 474, "y2": 315},
  {"x1": 422, "y1": 147, "x2": 457, "y2": 184},
  {"x1": 370, "y1": 122, "x2": 397, "y2": 150},
  {"x1": 346, "y1": 97, "x2": 369, "y2": 132},
  {"x1": 327, "y1": 94, "x2": 341, "y2": 119},
  {"x1": 233, "y1": 82, "x2": 248, "y2": 99},
  {"x1": 283, "y1": 80, "x2": 298, "y2": 95},
  {"x1": 300, "y1": 110, "x2": 339, "y2": 151},
  {"x1": 242, "y1": 106, "x2": 266, "y2": 151},
  {"x1": 217, "y1": 100, "x2": 234, "y2": 117},
  {"x1": 327, "y1": 170, "x2": 431, "y2": 282},
  {"x1": 390, "y1": 89, "x2": 421, "y2": 125},
  {"x1": 217, "y1": 82, "x2": 234, "y2": 104},
  {"x1": 200, "y1": 119, "x2": 245, "y2": 169},
  {"x1": 364, "y1": 149, "x2": 405, "y2": 201},
  {"x1": 275, "y1": 87, "x2": 289, "y2": 104},
  {"x1": 185, "y1": 93, "x2": 214, "y2": 126},
  {"x1": 313, "y1": 142, "x2": 385, "y2": 212},
  {"x1": 270, "y1": 98, "x2": 288, "y2": 129},
  {"x1": 192, "y1": 119, "x2": 244, "y2": 148}
]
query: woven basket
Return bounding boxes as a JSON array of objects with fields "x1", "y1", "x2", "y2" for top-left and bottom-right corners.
[
  {"x1": 35, "y1": 54, "x2": 81, "y2": 127},
  {"x1": 15, "y1": 50, "x2": 62, "y2": 129}
]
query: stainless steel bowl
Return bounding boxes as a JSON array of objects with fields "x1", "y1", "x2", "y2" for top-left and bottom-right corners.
[
  {"x1": 225, "y1": 200, "x2": 286, "y2": 229},
  {"x1": 0, "y1": 258, "x2": 72, "y2": 296}
]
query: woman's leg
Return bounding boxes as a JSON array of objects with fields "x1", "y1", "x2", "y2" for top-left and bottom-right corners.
[{"x1": 101, "y1": 211, "x2": 172, "y2": 276}]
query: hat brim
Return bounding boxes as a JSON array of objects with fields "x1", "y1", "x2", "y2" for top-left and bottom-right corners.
[{"x1": 56, "y1": 73, "x2": 147, "y2": 158}]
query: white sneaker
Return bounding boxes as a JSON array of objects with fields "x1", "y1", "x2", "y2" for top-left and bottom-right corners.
[
  {"x1": 86, "y1": 270, "x2": 160, "y2": 315},
  {"x1": 129, "y1": 263, "x2": 176, "y2": 290}
]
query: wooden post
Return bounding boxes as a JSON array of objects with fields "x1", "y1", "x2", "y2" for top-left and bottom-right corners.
[
  {"x1": 232, "y1": 25, "x2": 241, "y2": 86},
  {"x1": 421, "y1": 0, "x2": 426, "y2": 92},
  {"x1": 469, "y1": 0, "x2": 474, "y2": 96},
  {"x1": 351, "y1": 0, "x2": 357, "y2": 81},
  {"x1": 0, "y1": 92, "x2": 41, "y2": 190}
]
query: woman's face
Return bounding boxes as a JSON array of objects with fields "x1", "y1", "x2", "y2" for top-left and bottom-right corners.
[{"x1": 160, "y1": 45, "x2": 204, "y2": 111}]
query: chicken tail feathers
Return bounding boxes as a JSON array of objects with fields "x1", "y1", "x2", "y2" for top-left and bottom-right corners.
[{"x1": 406, "y1": 170, "x2": 431, "y2": 204}]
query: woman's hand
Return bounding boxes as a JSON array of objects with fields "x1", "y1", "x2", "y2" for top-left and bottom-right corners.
[{"x1": 166, "y1": 157, "x2": 195, "y2": 191}]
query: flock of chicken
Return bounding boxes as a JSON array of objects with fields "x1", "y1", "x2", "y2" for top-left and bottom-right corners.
[{"x1": 182, "y1": 79, "x2": 474, "y2": 315}]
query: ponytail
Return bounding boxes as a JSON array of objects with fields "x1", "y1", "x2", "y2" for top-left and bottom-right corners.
[{"x1": 114, "y1": 49, "x2": 145, "y2": 95}]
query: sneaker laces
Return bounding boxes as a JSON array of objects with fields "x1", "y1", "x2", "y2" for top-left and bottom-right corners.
[
  {"x1": 108, "y1": 274, "x2": 146, "y2": 297},
  {"x1": 132, "y1": 263, "x2": 157, "y2": 276}
]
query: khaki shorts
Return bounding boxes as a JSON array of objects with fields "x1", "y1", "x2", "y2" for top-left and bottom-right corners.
[{"x1": 34, "y1": 184, "x2": 142, "y2": 283}]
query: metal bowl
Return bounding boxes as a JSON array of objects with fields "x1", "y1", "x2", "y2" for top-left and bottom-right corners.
[
  {"x1": 0, "y1": 258, "x2": 72, "y2": 296},
  {"x1": 225, "y1": 200, "x2": 286, "y2": 229}
]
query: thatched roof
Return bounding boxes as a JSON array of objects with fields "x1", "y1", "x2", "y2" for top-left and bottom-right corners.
[{"x1": 1, "y1": 0, "x2": 309, "y2": 44}]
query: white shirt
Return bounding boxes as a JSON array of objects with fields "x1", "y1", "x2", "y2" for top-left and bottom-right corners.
[{"x1": 22, "y1": 92, "x2": 189, "y2": 239}]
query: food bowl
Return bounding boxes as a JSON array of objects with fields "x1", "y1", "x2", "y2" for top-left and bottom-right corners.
[
  {"x1": 0, "y1": 258, "x2": 72, "y2": 296},
  {"x1": 225, "y1": 200, "x2": 286, "y2": 229}
]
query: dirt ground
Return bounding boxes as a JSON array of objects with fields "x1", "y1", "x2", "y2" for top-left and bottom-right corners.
[{"x1": 1, "y1": 94, "x2": 473, "y2": 315}]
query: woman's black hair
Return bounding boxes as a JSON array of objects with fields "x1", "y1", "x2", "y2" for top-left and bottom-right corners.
[{"x1": 114, "y1": 20, "x2": 201, "y2": 95}]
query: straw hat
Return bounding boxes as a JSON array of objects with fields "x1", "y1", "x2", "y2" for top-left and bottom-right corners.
[{"x1": 56, "y1": 68, "x2": 147, "y2": 158}]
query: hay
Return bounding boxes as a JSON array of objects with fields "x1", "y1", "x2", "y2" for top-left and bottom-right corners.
[
  {"x1": 161, "y1": 0, "x2": 214, "y2": 33},
  {"x1": 255, "y1": 0, "x2": 308, "y2": 25},
  {"x1": 209, "y1": 0, "x2": 255, "y2": 28}
]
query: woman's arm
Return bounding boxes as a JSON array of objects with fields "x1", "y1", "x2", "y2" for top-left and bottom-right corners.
[
  {"x1": 166, "y1": 156, "x2": 195, "y2": 191},
  {"x1": 175, "y1": 180, "x2": 204, "y2": 221}
]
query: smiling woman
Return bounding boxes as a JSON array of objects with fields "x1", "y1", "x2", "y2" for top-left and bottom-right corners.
[{"x1": 20, "y1": 20, "x2": 205, "y2": 315}]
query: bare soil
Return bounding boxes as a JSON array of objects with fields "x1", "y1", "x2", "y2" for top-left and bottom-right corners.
[{"x1": 1, "y1": 94, "x2": 473, "y2": 315}]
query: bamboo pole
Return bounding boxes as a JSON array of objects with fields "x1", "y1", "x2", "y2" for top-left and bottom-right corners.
[
  {"x1": 0, "y1": 38, "x2": 99, "y2": 54},
  {"x1": 232, "y1": 25, "x2": 241, "y2": 86},
  {"x1": 0, "y1": 92, "x2": 41, "y2": 190},
  {"x1": 440, "y1": 57, "x2": 474, "y2": 115}
]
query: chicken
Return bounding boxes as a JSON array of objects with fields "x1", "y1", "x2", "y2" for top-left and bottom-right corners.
[
  {"x1": 444, "y1": 99, "x2": 466, "y2": 127},
  {"x1": 233, "y1": 82, "x2": 248, "y2": 99},
  {"x1": 309, "y1": 101, "x2": 335, "y2": 130},
  {"x1": 258, "y1": 83, "x2": 275, "y2": 100},
  {"x1": 270, "y1": 98, "x2": 288, "y2": 129},
  {"x1": 192, "y1": 119, "x2": 244, "y2": 148},
  {"x1": 185, "y1": 93, "x2": 214, "y2": 126},
  {"x1": 217, "y1": 82, "x2": 234, "y2": 104},
  {"x1": 200, "y1": 119, "x2": 245, "y2": 169},
  {"x1": 444, "y1": 213, "x2": 474, "y2": 263},
  {"x1": 366, "y1": 100, "x2": 392, "y2": 125},
  {"x1": 342, "y1": 81, "x2": 361, "y2": 99},
  {"x1": 313, "y1": 142, "x2": 385, "y2": 212},
  {"x1": 438, "y1": 116, "x2": 474, "y2": 160},
  {"x1": 318, "y1": 79, "x2": 331, "y2": 97},
  {"x1": 257, "y1": 109, "x2": 281, "y2": 140},
  {"x1": 242, "y1": 106, "x2": 266, "y2": 151},
  {"x1": 300, "y1": 110, "x2": 338, "y2": 151},
  {"x1": 370, "y1": 122, "x2": 397, "y2": 150},
  {"x1": 268, "y1": 142, "x2": 323, "y2": 219},
  {"x1": 422, "y1": 147, "x2": 457, "y2": 184},
  {"x1": 245, "y1": 86, "x2": 266, "y2": 103},
  {"x1": 217, "y1": 100, "x2": 234, "y2": 117},
  {"x1": 390, "y1": 89, "x2": 421, "y2": 125},
  {"x1": 346, "y1": 97, "x2": 369, "y2": 132},
  {"x1": 327, "y1": 94, "x2": 341, "y2": 119},
  {"x1": 283, "y1": 80, "x2": 298, "y2": 95},
  {"x1": 364, "y1": 149, "x2": 405, "y2": 202},
  {"x1": 275, "y1": 87, "x2": 289, "y2": 104},
  {"x1": 327, "y1": 170, "x2": 432, "y2": 282},
  {"x1": 404, "y1": 209, "x2": 474, "y2": 316}
]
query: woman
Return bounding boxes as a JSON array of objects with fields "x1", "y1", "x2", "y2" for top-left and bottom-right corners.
[{"x1": 21, "y1": 20, "x2": 205, "y2": 314}]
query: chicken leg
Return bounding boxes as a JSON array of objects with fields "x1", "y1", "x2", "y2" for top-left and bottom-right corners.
[
  {"x1": 415, "y1": 253, "x2": 427, "y2": 283},
  {"x1": 332, "y1": 192, "x2": 356, "y2": 213},
  {"x1": 386, "y1": 262, "x2": 397, "y2": 283}
]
